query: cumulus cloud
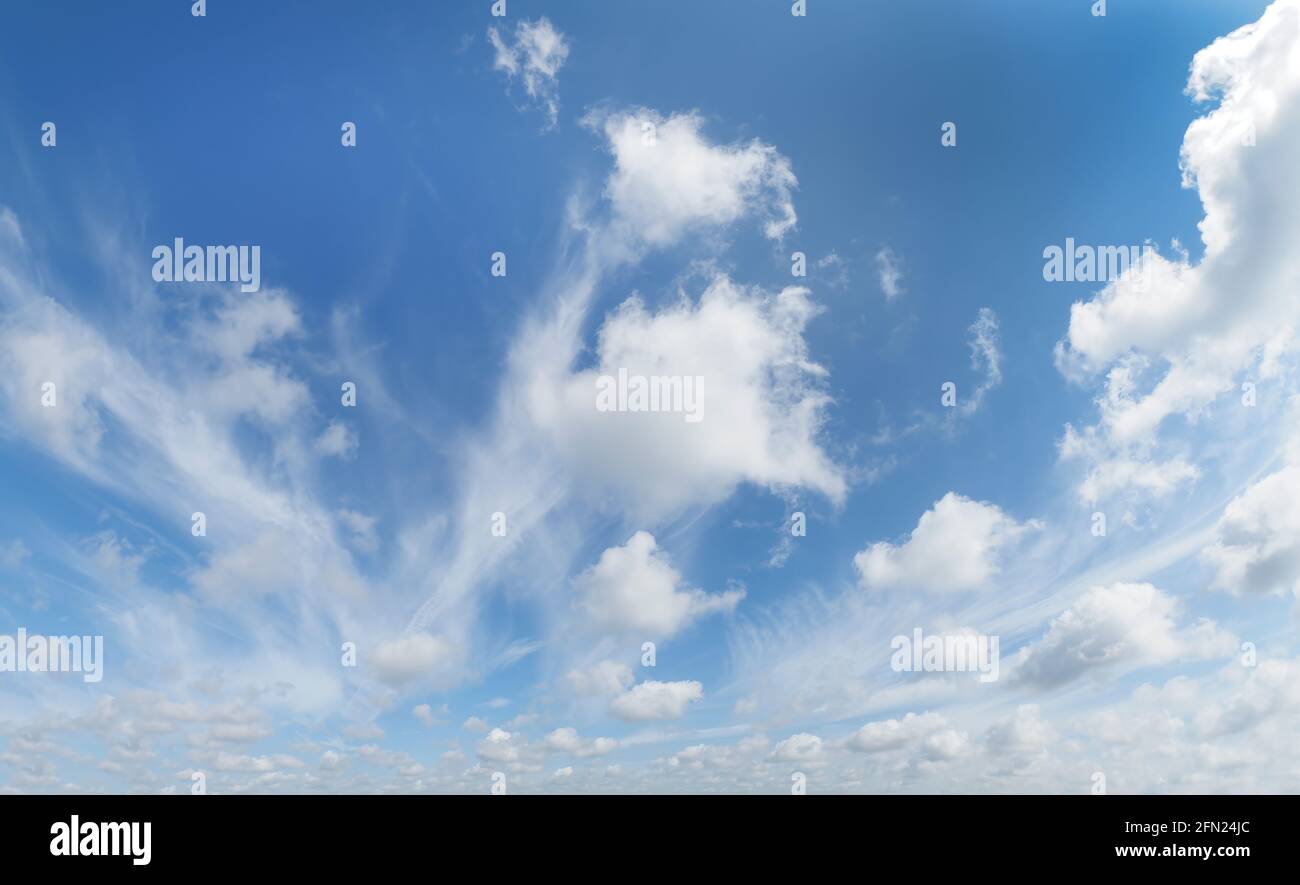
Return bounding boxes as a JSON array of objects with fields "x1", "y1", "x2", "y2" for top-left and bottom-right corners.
[
  {"x1": 854, "y1": 492, "x2": 1039, "y2": 593},
  {"x1": 488, "y1": 17, "x2": 570, "y2": 128},
  {"x1": 609, "y1": 680, "x2": 703, "y2": 721},
  {"x1": 529, "y1": 276, "x2": 845, "y2": 521},
  {"x1": 573, "y1": 532, "x2": 742, "y2": 637},
  {"x1": 565, "y1": 660, "x2": 635, "y2": 697},
  {"x1": 1202, "y1": 464, "x2": 1300, "y2": 597},
  {"x1": 369, "y1": 632, "x2": 455, "y2": 686},
  {"x1": 584, "y1": 108, "x2": 798, "y2": 247},
  {"x1": 1012, "y1": 583, "x2": 1236, "y2": 687},
  {"x1": 984, "y1": 704, "x2": 1056, "y2": 759},
  {"x1": 768, "y1": 732, "x2": 823, "y2": 762},
  {"x1": 543, "y1": 727, "x2": 618, "y2": 758},
  {"x1": 313, "y1": 421, "x2": 358, "y2": 459},
  {"x1": 1055, "y1": 0, "x2": 1300, "y2": 499},
  {"x1": 846, "y1": 712, "x2": 950, "y2": 753}
]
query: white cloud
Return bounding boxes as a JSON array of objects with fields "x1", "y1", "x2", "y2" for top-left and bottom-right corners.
[
  {"x1": 543, "y1": 727, "x2": 619, "y2": 758},
  {"x1": 854, "y1": 492, "x2": 1038, "y2": 593},
  {"x1": 314, "y1": 421, "x2": 358, "y2": 459},
  {"x1": 573, "y1": 532, "x2": 743, "y2": 637},
  {"x1": 1202, "y1": 464, "x2": 1300, "y2": 597},
  {"x1": 768, "y1": 732, "x2": 822, "y2": 762},
  {"x1": 1055, "y1": 0, "x2": 1300, "y2": 498},
  {"x1": 565, "y1": 660, "x2": 635, "y2": 697},
  {"x1": 584, "y1": 109, "x2": 798, "y2": 247},
  {"x1": 609, "y1": 680, "x2": 703, "y2": 721},
  {"x1": 370, "y1": 632, "x2": 455, "y2": 686},
  {"x1": 488, "y1": 17, "x2": 570, "y2": 128},
  {"x1": 846, "y1": 712, "x2": 949, "y2": 753},
  {"x1": 1012, "y1": 583, "x2": 1236, "y2": 687},
  {"x1": 958, "y1": 308, "x2": 1002, "y2": 417},
  {"x1": 412, "y1": 704, "x2": 436, "y2": 727},
  {"x1": 530, "y1": 276, "x2": 845, "y2": 521},
  {"x1": 984, "y1": 705, "x2": 1055, "y2": 759},
  {"x1": 874, "y1": 246, "x2": 902, "y2": 299},
  {"x1": 463, "y1": 716, "x2": 489, "y2": 733}
]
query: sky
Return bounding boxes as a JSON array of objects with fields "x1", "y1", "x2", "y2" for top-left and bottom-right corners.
[{"x1": 0, "y1": 0, "x2": 1297, "y2": 794}]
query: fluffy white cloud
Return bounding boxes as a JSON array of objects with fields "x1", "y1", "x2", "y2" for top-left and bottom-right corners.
[
  {"x1": 1012, "y1": 583, "x2": 1235, "y2": 687},
  {"x1": 369, "y1": 632, "x2": 455, "y2": 686},
  {"x1": 585, "y1": 109, "x2": 798, "y2": 247},
  {"x1": 565, "y1": 660, "x2": 635, "y2": 697},
  {"x1": 488, "y1": 17, "x2": 570, "y2": 128},
  {"x1": 543, "y1": 727, "x2": 619, "y2": 758},
  {"x1": 609, "y1": 680, "x2": 703, "y2": 721},
  {"x1": 530, "y1": 276, "x2": 845, "y2": 520},
  {"x1": 854, "y1": 493, "x2": 1038, "y2": 593},
  {"x1": 768, "y1": 732, "x2": 822, "y2": 762},
  {"x1": 313, "y1": 421, "x2": 358, "y2": 459},
  {"x1": 573, "y1": 532, "x2": 742, "y2": 637},
  {"x1": 984, "y1": 704, "x2": 1055, "y2": 758},
  {"x1": 846, "y1": 712, "x2": 949, "y2": 753},
  {"x1": 1202, "y1": 465, "x2": 1300, "y2": 597},
  {"x1": 1056, "y1": 0, "x2": 1300, "y2": 498}
]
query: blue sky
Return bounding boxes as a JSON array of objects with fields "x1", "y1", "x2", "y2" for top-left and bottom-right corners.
[{"x1": 1, "y1": 0, "x2": 1298, "y2": 793}]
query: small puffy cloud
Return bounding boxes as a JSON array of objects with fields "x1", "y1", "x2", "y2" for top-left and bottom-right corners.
[
  {"x1": 543, "y1": 727, "x2": 619, "y2": 758},
  {"x1": 574, "y1": 532, "x2": 743, "y2": 637},
  {"x1": 463, "y1": 716, "x2": 490, "y2": 733},
  {"x1": 475, "y1": 728, "x2": 530, "y2": 766},
  {"x1": 1012, "y1": 583, "x2": 1236, "y2": 688},
  {"x1": 921, "y1": 729, "x2": 971, "y2": 762},
  {"x1": 584, "y1": 108, "x2": 798, "y2": 247},
  {"x1": 488, "y1": 17, "x2": 570, "y2": 128},
  {"x1": 854, "y1": 492, "x2": 1038, "y2": 593},
  {"x1": 768, "y1": 733, "x2": 822, "y2": 762},
  {"x1": 985, "y1": 704, "x2": 1055, "y2": 758},
  {"x1": 370, "y1": 632, "x2": 454, "y2": 686},
  {"x1": 609, "y1": 680, "x2": 703, "y2": 722},
  {"x1": 1202, "y1": 465, "x2": 1300, "y2": 597},
  {"x1": 412, "y1": 704, "x2": 436, "y2": 727},
  {"x1": 313, "y1": 420, "x2": 357, "y2": 459},
  {"x1": 566, "y1": 660, "x2": 635, "y2": 697},
  {"x1": 846, "y1": 711, "x2": 949, "y2": 753}
]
